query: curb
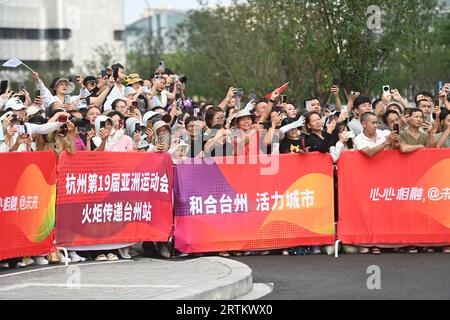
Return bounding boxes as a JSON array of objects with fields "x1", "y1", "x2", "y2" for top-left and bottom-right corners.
[{"x1": 156, "y1": 257, "x2": 253, "y2": 300}]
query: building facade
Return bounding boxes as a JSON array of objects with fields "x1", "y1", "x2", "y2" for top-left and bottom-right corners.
[
  {"x1": 0, "y1": 0, "x2": 125, "y2": 82},
  {"x1": 125, "y1": 6, "x2": 188, "y2": 54}
]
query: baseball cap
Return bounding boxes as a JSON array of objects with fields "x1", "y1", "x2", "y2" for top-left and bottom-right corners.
[
  {"x1": 5, "y1": 98, "x2": 25, "y2": 111},
  {"x1": 26, "y1": 106, "x2": 42, "y2": 117},
  {"x1": 83, "y1": 76, "x2": 97, "y2": 86},
  {"x1": 124, "y1": 86, "x2": 137, "y2": 97}
]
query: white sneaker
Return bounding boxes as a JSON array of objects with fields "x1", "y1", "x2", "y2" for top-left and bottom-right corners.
[
  {"x1": 60, "y1": 254, "x2": 72, "y2": 264},
  {"x1": 15, "y1": 261, "x2": 26, "y2": 268},
  {"x1": 23, "y1": 257, "x2": 34, "y2": 266},
  {"x1": 69, "y1": 252, "x2": 86, "y2": 263},
  {"x1": 324, "y1": 245, "x2": 335, "y2": 256},
  {"x1": 1, "y1": 262, "x2": 9, "y2": 269},
  {"x1": 34, "y1": 256, "x2": 49, "y2": 265},
  {"x1": 118, "y1": 247, "x2": 131, "y2": 260},
  {"x1": 106, "y1": 253, "x2": 119, "y2": 261},
  {"x1": 95, "y1": 254, "x2": 108, "y2": 262},
  {"x1": 312, "y1": 246, "x2": 322, "y2": 255}
]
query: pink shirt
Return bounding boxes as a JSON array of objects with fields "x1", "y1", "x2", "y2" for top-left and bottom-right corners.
[{"x1": 109, "y1": 135, "x2": 134, "y2": 152}]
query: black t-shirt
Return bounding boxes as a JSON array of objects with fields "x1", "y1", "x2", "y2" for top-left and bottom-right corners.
[
  {"x1": 305, "y1": 132, "x2": 333, "y2": 153},
  {"x1": 188, "y1": 136, "x2": 205, "y2": 158},
  {"x1": 280, "y1": 136, "x2": 307, "y2": 154},
  {"x1": 208, "y1": 142, "x2": 234, "y2": 158}
]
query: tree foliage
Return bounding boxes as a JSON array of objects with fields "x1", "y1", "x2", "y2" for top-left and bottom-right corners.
[{"x1": 161, "y1": 0, "x2": 448, "y2": 104}]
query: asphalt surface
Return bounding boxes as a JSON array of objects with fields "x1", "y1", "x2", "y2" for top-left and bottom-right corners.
[
  {"x1": 231, "y1": 253, "x2": 450, "y2": 300},
  {"x1": 2, "y1": 252, "x2": 449, "y2": 300}
]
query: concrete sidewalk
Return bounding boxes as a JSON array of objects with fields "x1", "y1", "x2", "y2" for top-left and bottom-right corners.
[{"x1": 0, "y1": 257, "x2": 253, "y2": 300}]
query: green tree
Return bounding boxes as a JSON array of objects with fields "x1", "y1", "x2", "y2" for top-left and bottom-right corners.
[{"x1": 169, "y1": 0, "x2": 444, "y2": 105}]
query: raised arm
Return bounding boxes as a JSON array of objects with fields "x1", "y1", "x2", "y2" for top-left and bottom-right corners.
[
  {"x1": 33, "y1": 72, "x2": 54, "y2": 109},
  {"x1": 218, "y1": 87, "x2": 236, "y2": 111}
]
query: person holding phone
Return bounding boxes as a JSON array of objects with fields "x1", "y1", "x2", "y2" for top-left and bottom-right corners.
[
  {"x1": 127, "y1": 73, "x2": 149, "y2": 111},
  {"x1": 103, "y1": 63, "x2": 126, "y2": 112},
  {"x1": 147, "y1": 75, "x2": 170, "y2": 111},
  {"x1": 399, "y1": 108, "x2": 436, "y2": 153},
  {"x1": 416, "y1": 99, "x2": 434, "y2": 124},
  {"x1": 304, "y1": 97, "x2": 322, "y2": 114},
  {"x1": 0, "y1": 113, "x2": 32, "y2": 153},
  {"x1": 330, "y1": 81, "x2": 343, "y2": 112},
  {"x1": 92, "y1": 115, "x2": 135, "y2": 152},
  {"x1": 34, "y1": 110, "x2": 77, "y2": 155},
  {"x1": 382, "y1": 110, "x2": 402, "y2": 136},
  {"x1": 218, "y1": 87, "x2": 238, "y2": 111},
  {"x1": 148, "y1": 121, "x2": 171, "y2": 153},
  {"x1": 32, "y1": 72, "x2": 78, "y2": 110}
]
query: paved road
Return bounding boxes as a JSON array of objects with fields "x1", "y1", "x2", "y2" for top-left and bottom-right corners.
[
  {"x1": 0, "y1": 257, "x2": 251, "y2": 300},
  {"x1": 2, "y1": 253, "x2": 449, "y2": 300},
  {"x1": 231, "y1": 253, "x2": 450, "y2": 300}
]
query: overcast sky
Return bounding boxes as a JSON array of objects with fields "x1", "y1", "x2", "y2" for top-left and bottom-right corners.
[{"x1": 124, "y1": 0, "x2": 233, "y2": 24}]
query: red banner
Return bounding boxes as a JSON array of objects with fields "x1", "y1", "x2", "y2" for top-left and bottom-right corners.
[
  {"x1": 0, "y1": 152, "x2": 57, "y2": 260},
  {"x1": 55, "y1": 152, "x2": 174, "y2": 247},
  {"x1": 338, "y1": 149, "x2": 450, "y2": 244},
  {"x1": 174, "y1": 154, "x2": 335, "y2": 253}
]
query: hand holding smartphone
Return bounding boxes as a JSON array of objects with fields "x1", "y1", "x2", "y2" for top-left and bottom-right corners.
[
  {"x1": 393, "y1": 124, "x2": 400, "y2": 134},
  {"x1": 113, "y1": 67, "x2": 119, "y2": 81},
  {"x1": 1, "y1": 80, "x2": 8, "y2": 95}
]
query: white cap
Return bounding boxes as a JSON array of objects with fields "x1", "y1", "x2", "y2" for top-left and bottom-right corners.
[
  {"x1": 26, "y1": 106, "x2": 42, "y2": 117},
  {"x1": 124, "y1": 86, "x2": 137, "y2": 97},
  {"x1": 5, "y1": 98, "x2": 25, "y2": 111}
]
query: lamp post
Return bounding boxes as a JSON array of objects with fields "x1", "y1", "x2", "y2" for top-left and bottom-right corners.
[{"x1": 144, "y1": 0, "x2": 153, "y2": 67}]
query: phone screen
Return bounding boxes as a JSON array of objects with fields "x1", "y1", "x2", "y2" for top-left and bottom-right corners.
[
  {"x1": 235, "y1": 88, "x2": 244, "y2": 98},
  {"x1": 113, "y1": 68, "x2": 119, "y2": 80},
  {"x1": 100, "y1": 121, "x2": 106, "y2": 129},
  {"x1": 64, "y1": 95, "x2": 71, "y2": 104},
  {"x1": 135, "y1": 124, "x2": 141, "y2": 133},
  {"x1": 101, "y1": 70, "x2": 107, "y2": 78},
  {"x1": 15, "y1": 125, "x2": 26, "y2": 134},
  {"x1": 78, "y1": 127, "x2": 87, "y2": 135},
  {"x1": 1, "y1": 81, "x2": 8, "y2": 95},
  {"x1": 393, "y1": 124, "x2": 400, "y2": 134}
]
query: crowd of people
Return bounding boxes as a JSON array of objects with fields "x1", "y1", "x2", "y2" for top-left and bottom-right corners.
[{"x1": 1, "y1": 61, "x2": 450, "y2": 268}]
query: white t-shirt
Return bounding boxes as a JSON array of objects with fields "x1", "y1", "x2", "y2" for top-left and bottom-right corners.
[
  {"x1": 103, "y1": 85, "x2": 125, "y2": 111},
  {"x1": 348, "y1": 118, "x2": 363, "y2": 136},
  {"x1": 354, "y1": 130, "x2": 391, "y2": 151}
]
